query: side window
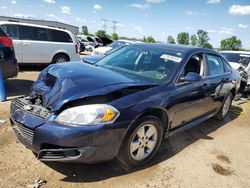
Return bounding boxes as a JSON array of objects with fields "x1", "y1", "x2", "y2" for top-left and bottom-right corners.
[
  {"x1": 20, "y1": 26, "x2": 48, "y2": 41},
  {"x1": 49, "y1": 30, "x2": 73, "y2": 43},
  {"x1": 178, "y1": 53, "x2": 204, "y2": 83},
  {"x1": 1, "y1": 24, "x2": 19, "y2": 39},
  {"x1": 206, "y1": 54, "x2": 224, "y2": 76},
  {"x1": 223, "y1": 59, "x2": 231, "y2": 73}
]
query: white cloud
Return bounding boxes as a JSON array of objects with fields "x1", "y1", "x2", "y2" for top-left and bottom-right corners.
[
  {"x1": 229, "y1": 5, "x2": 250, "y2": 15},
  {"x1": 208, "y1": 27, "x2": 234, "y2": 34},
  {"x1": 61, "y1": 5, "x2": 71, "y2": 14},
  {"x1": 74, "y1": 17, "x2": 86, "y2": 23},
  {"x1": 129, "y1": 3, "x2": 150, "y2": 9},
  {"x1": 206, "y1": 0, "x2": 221, "y2": 4},
  {"x1": 46, "y1": 14, "x2": 64, "y2": 22},
  {"x1": 146, "y1": 0, "x2": 165, "y2": 4},
  {"x1": 117, "y1": 23, "x2": 126, "y2": 27},
  {"x1": 184, "y1": 26, "x2": 195, "y2": 30},
  {"x1": 238, "y1": 23, "x2": 248, "y2": 29},
  {"x1": 43, "y1": 0, "x2": 55, "y2": 4},
  {"x1": 145, "y1": 14, "x2": 149, "y2": 18},
  {"x1": 0, "y1": 6, "x2": 7, "y2": 9},
  {"x1": 11, "y1": 1, "x2": 16, "y2": 4},
  {"x1": 94, "y1": 4, "x2": 102, "y2": 10},
  {"x1": 185, "y1": 10, "x2": 198, "y2": 16}
]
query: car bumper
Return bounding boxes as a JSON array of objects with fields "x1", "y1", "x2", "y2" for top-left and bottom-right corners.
[
  {"x1": 0, "y1": 59, "x2": 18, "y2": 79},
  {"x1": 9, "y1": 99, "x2": 128, "y2": 163}
]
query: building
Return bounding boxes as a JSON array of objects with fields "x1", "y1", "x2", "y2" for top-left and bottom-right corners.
[{"x1": 0, "y1": 16, "x2": 79, "y2": 35}]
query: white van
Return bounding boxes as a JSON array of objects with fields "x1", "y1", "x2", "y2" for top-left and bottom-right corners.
[{"x1": 0, "y1": 21, "x2": 80, "y2": 64}]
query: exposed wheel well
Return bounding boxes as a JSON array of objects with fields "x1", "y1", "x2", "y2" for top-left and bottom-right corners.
[{"x1": 52, "y1": 53, "x2": 70, "y2": 62}]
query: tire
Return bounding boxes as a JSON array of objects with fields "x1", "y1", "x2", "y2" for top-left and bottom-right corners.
[
  {"x1": 117, "y1": 116, "x2": 163, "y2": 169},
  {"x1": 52, "y1": 54, "x2": 69, "y2": 64},
  {"x1": 215, "y1": 92, "x2": 233, "y2": 121}
]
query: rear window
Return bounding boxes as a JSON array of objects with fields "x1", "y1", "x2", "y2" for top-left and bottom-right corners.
[
  {"x1": 20, "y1": 26, "x2": 48, "y2": 41},
  {"x1": 49, "y1": 29, "x2": 73, "y2": 43},
  {"x1": 1, "y1": 24, "x2": 18, "y2": 39},
  {"x1": 0, "y1": 27, "x2": 7, "y2": 36}
]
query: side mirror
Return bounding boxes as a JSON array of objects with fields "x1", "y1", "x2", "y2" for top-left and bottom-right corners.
[{"x1": 184, "y1": 72, "x2": 202, "y2": 82}]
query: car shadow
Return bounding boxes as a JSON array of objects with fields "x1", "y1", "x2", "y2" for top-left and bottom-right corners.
[
  {"x1": 43, "y1": 106, "x2": 242, "y2": 183},
  {"x1": 5, "y1": 79, "x2": 34, "y2": 99},
  {"x1": 18, "y1": 64, "x2": 48, "y2": 72}
]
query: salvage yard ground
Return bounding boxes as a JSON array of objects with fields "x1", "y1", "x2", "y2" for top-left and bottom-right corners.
[{"x1": 0, "y1": 67, "x2": 250, "y2": 188}]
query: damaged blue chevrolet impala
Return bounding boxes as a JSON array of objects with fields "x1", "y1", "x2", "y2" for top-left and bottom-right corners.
[{"x1": 10, "y1": 44, "x2": 240, "y2": 168}]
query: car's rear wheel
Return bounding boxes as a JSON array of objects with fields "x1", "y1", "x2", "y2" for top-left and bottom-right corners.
[
  {"x1": 52, "y1": 54, "x2": 69, "y2": 64},
  {"x1": 215, "y1": 92, "x2": 233, "y2": 120},
  {"x1": 117, "y1": 116, "x2": 163, "y2": 169}
]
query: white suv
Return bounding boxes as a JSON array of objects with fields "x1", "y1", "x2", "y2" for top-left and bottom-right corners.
[{"x1": 0, "y1": 21, "x2": 80, "y2": 64}]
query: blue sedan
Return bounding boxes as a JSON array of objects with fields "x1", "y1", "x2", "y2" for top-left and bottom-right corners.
[{"x1": 10, "y1": 44, "x2": 240, "y2": 168}]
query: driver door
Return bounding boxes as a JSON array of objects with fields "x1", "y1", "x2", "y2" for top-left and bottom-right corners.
[{"x1": 169, "y1": 53, "x2": 209, "y2": 128}]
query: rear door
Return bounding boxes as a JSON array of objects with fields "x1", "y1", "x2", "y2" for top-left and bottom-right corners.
[
  {"x1": 203, "y1": 53, "x2": 232, "y2": 112},
  {"x1": 19, "y1": 25, "x2": 51, "y2": 63},
  {"x1": 1, "y1": 24, "x2": 23, "y2": 63}
]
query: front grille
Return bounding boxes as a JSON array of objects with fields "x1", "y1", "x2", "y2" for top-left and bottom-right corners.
[
  {"x1": 12, "y1": 98, "x2": 51, "y2": 119},
  {"x1": 13, "y1": 121, "x2": 34, "y2": 145}
]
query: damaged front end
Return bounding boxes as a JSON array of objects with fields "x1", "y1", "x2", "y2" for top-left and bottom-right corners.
[{"x1": 9, "y1": 62, "x2": 157, "y2": 162}]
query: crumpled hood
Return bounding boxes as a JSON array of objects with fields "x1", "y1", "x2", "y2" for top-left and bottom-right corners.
[{"x1": 31, "y1": 61, "x2": 155, "y2": 112}]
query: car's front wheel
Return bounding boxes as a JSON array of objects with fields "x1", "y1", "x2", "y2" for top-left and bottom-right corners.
[
  {"x1": 215, "y1": 92, "x2": 233, "y2": 120},
  {"x1": 117, "y1": 116, "x2": 163, "y2": 169}
]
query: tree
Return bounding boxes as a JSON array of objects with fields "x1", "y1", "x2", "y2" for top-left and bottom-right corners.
[
  {"x1": 143, "y1": 36, "x2": 156, "y2": 43},
  {"x1": 190, "y1": 34, "x2": 197, "y2": 46},
  {"x1": 111, "y1": 33, "x2": 119, "y2": 40},
  {"x1": 95, "y1": 30, "x2": 107, "y2": 38},
  {"x1": 196, "y1": 30, "x2": 212, "y2": 48},
  {"x1": 167, "y1": 35, "x2": 176, "y2": 44},
  {"x1": 177, "y1": 32, "x2": 189, "y2": 45},
  {"x1": 81, "y1": 26, "x2": 88, "y2": 35},
  {"x1": 220, "y1": 36, "x2": 242, "y2": 50}
]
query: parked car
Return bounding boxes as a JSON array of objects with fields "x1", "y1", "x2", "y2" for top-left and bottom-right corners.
[
  {"x1": 10, "y1": 44, "x2": 240, "y2": 168},
  {"x1": 0, "y1": 21, "x2": 80, "y2": 64},
  {"x1": 0, "y1": 26, "x2": 18, "y2": 79},
  {"x1": 220, "y1": 51, "x2": 250, "y2": 92},
  {"x1": 82, "y1": 45, "x2": 126, "y2": 64},
  {"x1": 91, "y1": 40, "x2": 141, "y2": 55}
]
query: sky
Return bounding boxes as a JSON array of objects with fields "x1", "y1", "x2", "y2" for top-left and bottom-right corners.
[{"x1": 0, "y1": 0, "x2": 250, "y2": 49}]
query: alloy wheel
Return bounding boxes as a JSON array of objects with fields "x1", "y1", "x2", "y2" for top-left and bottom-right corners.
[{"x1": 129, "y1": 124, "x2": 158, "y2": 161}]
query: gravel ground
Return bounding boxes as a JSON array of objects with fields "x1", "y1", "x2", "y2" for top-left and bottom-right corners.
[{"x1": 0, "y1": 69, "x2": 250, "y2": 188}]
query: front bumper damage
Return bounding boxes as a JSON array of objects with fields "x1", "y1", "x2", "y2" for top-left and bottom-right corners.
[{"x1": 10, "y1": 97, "x2": 127, "y2": 163}]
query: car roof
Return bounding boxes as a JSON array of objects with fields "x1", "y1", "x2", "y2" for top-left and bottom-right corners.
[{"x1": 0, "y1": 21, "x2": 72, "y2": 34}]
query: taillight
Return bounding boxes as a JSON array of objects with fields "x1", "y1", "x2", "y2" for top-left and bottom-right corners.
[{"x1": 0, "y1": 36, "x2": 13, "y2": 47}]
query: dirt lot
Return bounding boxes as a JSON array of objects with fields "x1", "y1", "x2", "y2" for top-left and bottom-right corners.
[{"x1": 0, "y1": 68, "x2": 250, "y2": 188}]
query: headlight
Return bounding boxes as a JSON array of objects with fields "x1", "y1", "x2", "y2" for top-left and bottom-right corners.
[{"x1": 55, "y1": 104, "x2": 120, "y2": 125}]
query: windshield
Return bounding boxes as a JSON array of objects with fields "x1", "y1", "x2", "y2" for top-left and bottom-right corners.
[
  {"x1": 221, "y1": 52, "x2": 250, "y2": 67},
  {"x1": 96, "y1": 45, "x2": 184, "y2": 83}
]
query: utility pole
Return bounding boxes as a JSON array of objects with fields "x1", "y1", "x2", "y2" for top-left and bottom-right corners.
[
  {"x1": 102, "y1": 19, "x2": 108, "y2": 31},
  {"x1": 111, "y1": 21, "x2": 118, "y2": 34}
]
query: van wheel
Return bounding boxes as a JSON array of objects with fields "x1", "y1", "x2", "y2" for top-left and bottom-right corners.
[
  {"x1": 117, "y1": 116, "x2": 163, "y2": 169},
  {"x1": 215, "y1": 93, "x2": 233, "y2": 121},
  {"x1": 52, "y1": 54, "x2": 69, "y2": 64}
]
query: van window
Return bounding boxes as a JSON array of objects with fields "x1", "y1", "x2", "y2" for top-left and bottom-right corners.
[
  {"x1": 1, "y1": 24, "x2": 19, "y2": 39},
  {"x1": 20, "y1": 26, "x2": 48, "y2": 41},
  {"x1": 49, "y1": 29, "x2": 72, "y2": 43}
]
